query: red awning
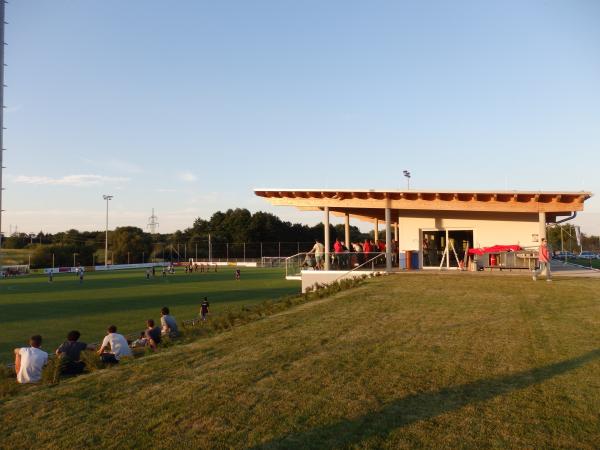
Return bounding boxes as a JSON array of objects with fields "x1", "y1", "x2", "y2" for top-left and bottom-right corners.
[{"x1": 468, "y1": 245, "x2": 522, "y2": 256}]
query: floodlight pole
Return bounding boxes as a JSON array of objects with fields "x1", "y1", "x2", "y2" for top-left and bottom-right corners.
[
  {"x1": 403, "y1": 170, "x2": 411, "y2": 190},
  {"x1": 0, "y1": 1, "x2": 6, "y2": 260},
  {"x1": 103, "y1": 195, "x2": 113, "y2": 266}
]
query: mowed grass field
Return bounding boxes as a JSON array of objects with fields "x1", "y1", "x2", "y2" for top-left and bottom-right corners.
[
  {"x1": 0, "y1": 267, "x2": 298, "y2": 363},
  {"x1": 0, "y1": 273, "x2": 599, "y2": 448}
]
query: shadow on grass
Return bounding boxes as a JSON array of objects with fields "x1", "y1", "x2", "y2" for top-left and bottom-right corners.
[{"x1": 255, "y1": 349, "x2": 600, "y2": 449}]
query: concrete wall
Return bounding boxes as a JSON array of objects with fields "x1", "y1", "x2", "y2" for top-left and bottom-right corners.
[
  {"x1": 398, "y1": 211, "x2": 540, "y2": 251},
  {"x1": 301, "y1": 270, "x2": 378, "y2": 293}
]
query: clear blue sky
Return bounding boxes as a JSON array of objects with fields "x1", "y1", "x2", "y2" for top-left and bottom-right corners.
[{"x1": 4, "y1": 0, "x2": 600, "y2": 234}]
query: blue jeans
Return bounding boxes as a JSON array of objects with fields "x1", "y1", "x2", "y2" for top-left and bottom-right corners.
[{"x1": 536, "y1": 261, "x2": 552, "y2": 280}]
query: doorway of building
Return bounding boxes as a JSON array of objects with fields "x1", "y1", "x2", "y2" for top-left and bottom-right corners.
[
  {"x1": 422, "y1": 231, "x2": 445, "y2": 267},
  {"x1": 422, "y1": 229, "x2": 473, "y2": 268},
  {"x1": 447, "y1": 230, "x2": 473, "y2": 267}
]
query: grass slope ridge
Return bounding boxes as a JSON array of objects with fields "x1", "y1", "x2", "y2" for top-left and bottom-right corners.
[{"x1": 1, "y1": 274, "x2": 599, "y2": 449}]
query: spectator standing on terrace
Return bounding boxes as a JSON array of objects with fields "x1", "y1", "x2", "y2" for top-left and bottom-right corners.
[
  {"x1": 14, "y1": 335, "x2": 48, "y2": 384},
  {"x1": 533, "y1": 238, "x2": 552, "y2": 282},
  {"x1": 56, "y1": 330, "x2": 91, "y2": 375},
  {"x1": 308, "y1": 239, "x2": 325, "y2": 270},
  {"x1": 145, "y1": 319, "x2": 162, "y2": 350},
  {"x1": 333, "y1": 238, "x2": 344, "y2": 254},
  {"x1": 97, "y1": 325, "x2": 132, "y2": 363},
  {"x1": 160, "y1": 307, "x2": 179, "y2": 338},
  {"x1": 363, "y1": 239, "x2": 372, "y2": 257},
  {"x1": 332, "y1": 238, "x2": 343, "y2": 269}
]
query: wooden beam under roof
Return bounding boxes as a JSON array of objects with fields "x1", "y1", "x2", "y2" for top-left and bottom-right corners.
[{"x1": 254, "y1": 189, "x2": 592, "y2": 213}]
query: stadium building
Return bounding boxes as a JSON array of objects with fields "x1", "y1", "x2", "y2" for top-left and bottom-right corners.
[{"x1": 255, "y1": 189, "x2": 592, "y2": 289}]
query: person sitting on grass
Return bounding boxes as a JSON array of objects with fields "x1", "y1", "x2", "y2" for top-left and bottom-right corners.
[
  {"x1": 132, "y1": 332, "x2": 148, "y2": 348},
  {"x1": 14, "y1": 335, "x2": 48, "y2": 384},
  {"x1": 160, "y1": 306, "x2": 179, "y2": 338},
  {"x1": 97, "y1": 325, "x2": 132, "y2": 364},
  {"x1": 55, "y1": 330, "x2": 92, "y2": 375},
  {"x1": 145, "y1": 319, "x2": 162, "y2": 350}
]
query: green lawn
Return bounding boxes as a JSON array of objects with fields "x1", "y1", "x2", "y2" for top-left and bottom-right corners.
[
  {"x1": 0, "y1": 273, "x2": 598, "y2": 448},
  {"x1": 0, "y1": 267, "x2": 298, "y2": 363},
  {"x1": 566, "y1": 257, "x2": 600, "y2": 269}
]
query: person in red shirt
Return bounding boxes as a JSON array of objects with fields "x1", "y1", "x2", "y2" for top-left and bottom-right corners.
[
  {"x1": 377, "y1": 240, "x2": 386, "y2": 252},
  {"x1": 333, "y1": 238, "x2": 344, "y2": 268},
  {"x1": 333, "y1": 238, "x2": 344, "y2": 253},
  {"x1": 533, "y1": 238, "x2": 552, "y2": 282},
  {"x1": 363, "y1": 239, "x2": 372, "y2": 256}
]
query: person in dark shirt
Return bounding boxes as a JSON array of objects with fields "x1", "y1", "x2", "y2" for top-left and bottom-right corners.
[
  {"x1": 145, "y1": 319, "x2": 162, "y2": 350},
  {"x1": 55, "y1": 330, "x2": 90, "y2": 375},
  {"x1": 200, "y1": 297, "x2": 210, "y2": 321}
]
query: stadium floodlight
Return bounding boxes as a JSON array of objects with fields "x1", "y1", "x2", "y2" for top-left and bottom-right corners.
[
  {"x1": 103, "y1": 195, "x2": 113, "y2": 266},
  {"x1": 403, "y1": 170, "x2": 411, "y2": 190}
]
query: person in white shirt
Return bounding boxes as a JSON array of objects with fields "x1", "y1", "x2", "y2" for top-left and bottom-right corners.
[
  {"x1": 308, "y1": 239, "x2": 325, "y2": 270},
  {"x1": 14, "y1": 335, "x2": 48, "y2": 384},
  {"x1": 96, "y1": 325, "x2": 132, "y2": 364}
]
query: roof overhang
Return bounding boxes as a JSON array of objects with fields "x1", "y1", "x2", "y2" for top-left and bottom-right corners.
[{"x1": 254, "y1": 189, "x2": 592, "y2": 219}]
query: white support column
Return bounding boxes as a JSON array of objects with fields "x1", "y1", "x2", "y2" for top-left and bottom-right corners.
[
  {"x1": 374, "y1": 219, "x2": 379, "y2": 242},
  {"x1": 394, "y1": 223, "x2": 399, "y2": 241},
  {"x1": 385, "y1": 207, "x2": 392, "y2": 272},
  {"x1": 398, "y1": 213, "x2": 402, "y2": 268},
  {"x1": 344, "y1": 213, "x2": 350, "y2": 251},
  {"x1": 324, "y1": 207, "x2": 330, "y2": 270},
  {"x1": 539, "y1": 212, "x2": 547, "y2": 242}
]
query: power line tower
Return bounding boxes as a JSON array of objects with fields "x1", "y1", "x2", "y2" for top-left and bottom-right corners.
[
  {"x1": 147, "y1": 208, "x2": 159, "y2": 234},
  {"x1": 0, "y1": 1, "x2": 6, "y2": 256}
]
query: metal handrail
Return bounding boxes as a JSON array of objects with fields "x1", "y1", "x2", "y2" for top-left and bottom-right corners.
[
  {"x1": 333, "y1": 252, "x2": 386, "y2": 283},
  {"x1": 284, "y1": 253, "x2": 305, "y2": 278}
]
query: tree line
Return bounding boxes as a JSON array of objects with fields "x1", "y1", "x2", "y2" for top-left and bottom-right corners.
[{"x1": 1, "y1": 209, "x2": 368, "y2": 268}]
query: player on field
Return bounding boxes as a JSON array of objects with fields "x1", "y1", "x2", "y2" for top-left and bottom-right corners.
[{"x1": 200, "y1": 297, "x2": 210, "y2": 321}]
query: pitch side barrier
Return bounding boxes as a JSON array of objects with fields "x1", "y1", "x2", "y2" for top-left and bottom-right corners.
[
  {"x1": 42, "y1": 262, "x2": 169, "y2": 274},
  {"x1": 189, "y1": 260, "x2": 258, "y2": 268}
]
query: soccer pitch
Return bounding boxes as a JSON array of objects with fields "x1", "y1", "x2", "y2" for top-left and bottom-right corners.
[{"x1": 0, "y1": 267, "x2": 299, "y2": 363}]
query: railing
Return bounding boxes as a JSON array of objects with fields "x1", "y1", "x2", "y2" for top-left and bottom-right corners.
[
  {"x1": 333, "y1": 252, "x2": 389, "y2": 283},
  {"x1": 285, "y1": 252, "x2": 387, "y2": 278}
]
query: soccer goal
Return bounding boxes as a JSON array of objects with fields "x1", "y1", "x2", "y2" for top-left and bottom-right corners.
[
  {"x1": 1, "y1": 264, "x2": 30, "y2": 277},
  {"x1": 260, "y1": 256, "x2": 288, "y2": 267}
]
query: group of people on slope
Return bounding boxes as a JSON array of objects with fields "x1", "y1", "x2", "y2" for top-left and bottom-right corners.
[
  {"x1": 13, "y1": 306, "x2": 179, "y2": 384},
  {"x1": 305, "y1": 238, "x2": 399, "y2": 270}
]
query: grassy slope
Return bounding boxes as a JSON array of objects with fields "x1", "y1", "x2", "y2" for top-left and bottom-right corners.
[
  {"x1": 1, "y1": 273, "x2": 599, "y2": 449},
  {"x1": 0, "y1": 268, "x2": 298, "y2": 363},
  {"x1": 0, "y1": 248, "x2": 32, "y2": 266}
]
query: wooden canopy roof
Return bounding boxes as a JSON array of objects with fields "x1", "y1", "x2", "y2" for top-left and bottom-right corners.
[{"x1": 254, "y1": 189, "x2": 592, "y2": 221}]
